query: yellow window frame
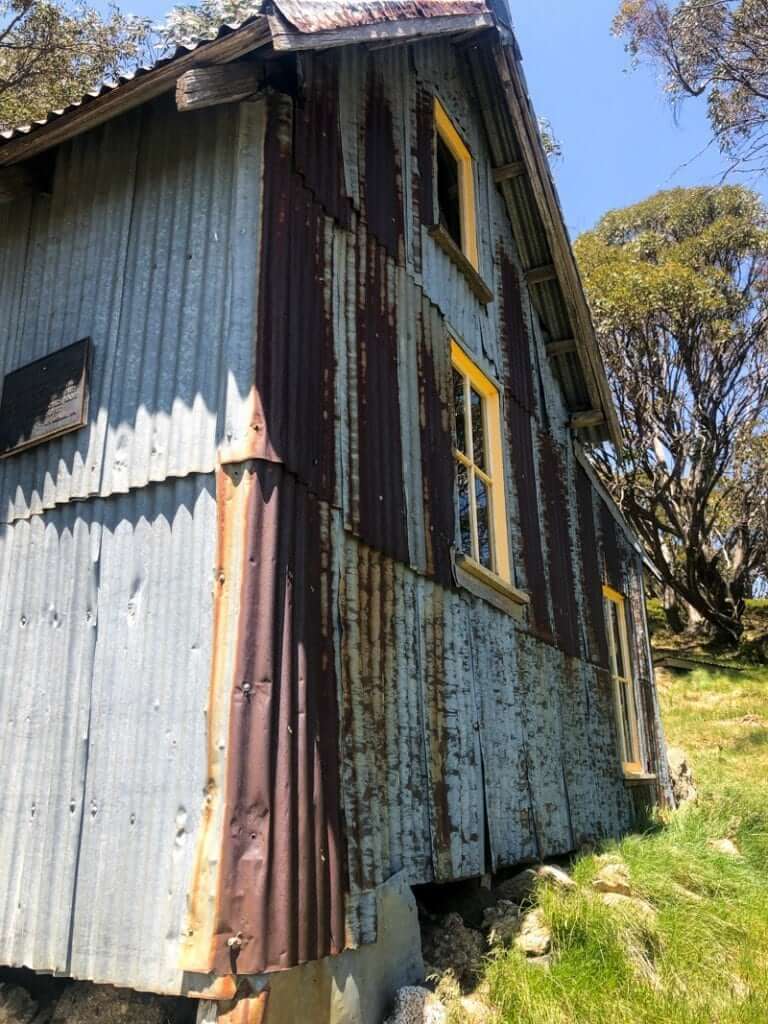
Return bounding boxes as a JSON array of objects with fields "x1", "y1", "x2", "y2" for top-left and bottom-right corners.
[
  {"x1": 451, "y1": 340, "x2": 511, "y2": 584},
  {"x1": 603, "y1": 584, "x2": 643, "y2": 776},
  {"x1": 434, "y1": 97, "x2": 479, "y2": 270}
]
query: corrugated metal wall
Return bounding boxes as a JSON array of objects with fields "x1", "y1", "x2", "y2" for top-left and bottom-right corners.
[
  {"x1": 0, "y1": 475, "x2": 218, "y2": 992},
  {"x1": 0, "y1": 31, "x2": 670, "y2": 995}
]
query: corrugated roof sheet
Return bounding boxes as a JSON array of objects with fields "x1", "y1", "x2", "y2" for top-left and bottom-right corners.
[{"x1": 275, "y1": 0, "x2": 489, "y2": 33}]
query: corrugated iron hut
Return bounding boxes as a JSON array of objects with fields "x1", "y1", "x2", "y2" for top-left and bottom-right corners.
[{"x1": 0, "y1": 1, "x2": 671, "y2": 1019}]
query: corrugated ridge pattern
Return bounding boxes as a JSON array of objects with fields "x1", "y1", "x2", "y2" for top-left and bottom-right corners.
[
  {"x1": 0, "y1": 96, "x2": 264, "y2": 523},
  {"x1": 0, "y1": 475, "x2": 218, "y2": 993},
  {"x1": 212, "y1": 461, "x2": 345, "y2": 975}
]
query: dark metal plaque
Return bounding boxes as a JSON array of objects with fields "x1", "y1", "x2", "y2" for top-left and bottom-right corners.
[{"x1": 0, "y1": 338, "x2": 91, "y2": 458}]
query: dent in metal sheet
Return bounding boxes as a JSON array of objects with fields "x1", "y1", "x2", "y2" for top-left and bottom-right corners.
[{"x1": 212, "y1": 460, "x2": 345, "y2": 975}]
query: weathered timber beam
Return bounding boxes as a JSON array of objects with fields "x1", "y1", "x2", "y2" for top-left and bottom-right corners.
[
  {"x1": 546, "y1": 338, "x2": 577, "y2": 357},
  {"x1": 176, "y1": 63, "x2": 262, "y2": 112},
  {"x1": 493, "y1": 160, "x2": 525, "y2": 183},
  {"x1": 0, "y1": 18, "x2": 271, "y2": 167},
  {"x1": 526, "y1": 263, "x2": 557, "y2": 286},
  {"x1": 268, "y1": 12, "x2": 495, "y2": 52},
  {"x1": 570, "y1": 409, "x2": 606, "y2": 430},
  {"x1": 0, "y1": 164, "x2": 40, "y2": 204}
]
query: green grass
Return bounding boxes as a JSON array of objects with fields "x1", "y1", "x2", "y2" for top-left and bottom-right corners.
[{"x1": 477, "y1": 665, "x2": 768, "y2": 1024}]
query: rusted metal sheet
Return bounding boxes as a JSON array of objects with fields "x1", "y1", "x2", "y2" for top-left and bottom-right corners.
[
  {"x1": 415, "y1": 87, "x2": 436, "y2": 230},
  {"x1": 353, "y1": 229, "x2": 410, "y2": 564},
  {"x1": 274, "y1": 1, "x2": 489, "y2": 34},
  {"x1": 212, "y1": 460, "x2": 345, "y2": 975},
  {"x1": 500, "y1": 252, "x2": 536, "y2": 414},
  {"x1": 538, "y1": 434, "x2": 580, "y2": 658},
  {"x1": 417, "y1": 293, "x2": 455, "y2": 587},
  {"x1": 364, "y1": 66, "x2": 404, "y2": 262},
  {"x1": 574, "y1": 462, "x2": 609, "y2": 668},
  {"x1": 599, "y1": 496, "x2": 624, "y2": 591},
  {"x1": 250, "y1": 93, "x2": 336, "y2": 502},
  {"x1": 506, "y1": 399, "x2": 550, "y2": 635},
  {"x1": 294, "y1": 52, "x2": 351, "y2": 227}
]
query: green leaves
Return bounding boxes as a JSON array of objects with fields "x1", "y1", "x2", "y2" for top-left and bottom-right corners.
[
  {"x1": 578, "y1": 186, "x2": 768, "y2": 642},
  {"x1": 0, "y1": 0, "x2": 151, "y2": 132}
]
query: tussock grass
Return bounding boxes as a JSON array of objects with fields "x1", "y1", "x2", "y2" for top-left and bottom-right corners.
[{"x1": 480, "y1": 666, "x2": 768, "y2": 1024}]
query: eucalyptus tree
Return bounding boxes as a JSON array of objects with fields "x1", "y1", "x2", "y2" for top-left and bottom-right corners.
[
  {"x1": 614, "y1": 0, "x2": 768, "y2": 176},
  {"x1": 575, "y1": 186, "x2": 768, "y2": 644},
  {"x1": 0, "y1": 0, "x2": 150, "y2": 132}
]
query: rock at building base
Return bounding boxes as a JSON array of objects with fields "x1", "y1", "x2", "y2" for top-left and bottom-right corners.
[
  {"x1": 482, "y1": 901, "x2": 521, "y2": 947},
  {"x1": 514, "y1": 908, "x2": 551, "y2": 957},
  {"x1": 494, "y1": 864, "x2": 574, "y2": 906},
  {"x1": 50, "y1": 984, "x2": 181, "y2": 1024},
  {"x1": 421, "y1": 913, "x2": 485, "y2": 990},
  {"x1": 383, "y1": 988, "x2": 447, "y2": 1024},
  {"x1": 0, "y1": 985, "x2": 42, "y2": 1024},
  {"x1": 707, "y1": 837, "x2": 741, "y2": 858},
  {"x1": 667, "y1": 747, "x2": 697, "y2": 806},
  {"x1": 599, "y1": 892, "x2": 657, "y2": 927},
  {"x1": 592, "y1": 859, "x2": 632, "y2": 896}
]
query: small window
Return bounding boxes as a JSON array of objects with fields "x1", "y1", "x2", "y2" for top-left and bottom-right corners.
[
  {"x1": 603, "y1": 585, "x2": 643, "y2": 775},
  {"x1": 451, "y1": 341, "x2": 511, "y2": 582},
  {"x1": 434, "y1": 98, "x2": 479, "y2": 269}
]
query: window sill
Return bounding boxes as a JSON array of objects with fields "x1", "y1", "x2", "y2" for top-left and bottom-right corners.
[
  {"x1": 455, "y1": 554, "x2": 529, "y2": 618},
  {"x1": 428, "y1": 224, "x2": 494, "y2": 305},
  {"x1": 622, "y1": 772, "x2": 657, "y2": 787}
]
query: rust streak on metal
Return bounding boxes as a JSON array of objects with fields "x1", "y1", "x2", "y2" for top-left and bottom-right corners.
[
  {"x1": 364, "y1": 66, "x2": 404, "y2": 261},
  {"x1": 500, "y1": 250, "x2": 535, "y2": 414},
  {"x1": 506, "y1": 399, "x2": 550, "y2": 636},
  {"x1": 354, "y1": 233, "x2": 409, "y2": 563},
  {"x1": 180, "y1": 464, "x2": 253, "y2": 975},
  {"x1": 252, "y1": 92, "x2": 336, "y2": 502},
  {"x1": 218, "y1": 990, "x2": 270, "y2": 1024},
  {"x1": 575, "y1": 463, "x2": 609, "y2": 668},
  {"x1": 417, "y1": 303, "x2": 454, "y2": 587},
  {"x1": 212, "y1": 461, "x2": 345, "y2": 975},
  {"x1": 539, "y1": 434, "x2": 580, "y2": 658},
  {"x1": 274, "y1": 1, "x2": 489, "y2": 34},
  {"x1": 294, "y1": 51, "x2": 351, "y2": 226}
]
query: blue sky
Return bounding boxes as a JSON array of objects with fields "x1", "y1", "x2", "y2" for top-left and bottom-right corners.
[
  {"x1": 115, "y1": 0, "x2": 763, "y2": 238},
  {"x1": 510, "y1": 0, "x2": 763, "y2": 238}
]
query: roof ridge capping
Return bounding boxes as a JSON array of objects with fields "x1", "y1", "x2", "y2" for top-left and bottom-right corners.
[{"x1": 0, "y1": 0, "x2": 620, "y2": 450}]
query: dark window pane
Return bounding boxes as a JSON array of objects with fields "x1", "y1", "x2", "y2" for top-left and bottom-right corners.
[
  {"x1": 437, "y1": 133, "x2": 462, "y2": 250},
  {"x1": 453, "y1": 369, "x2": 466, "y2": 453},
  {"x1": 613, "y1": 606, "x2": 626, "y2": 677},
  {"x1": 470, "y1": 387, "x2": 485, "y2": 469},
  {"x1": 475, "y1": 476, "x2": 492, "y2": 569},
  {"x1": 457, "y1": 462, "x2": 471, "y2": 554},
  {"x1": 619, "y1": 681, "x2": 635, "y2": 762}
]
